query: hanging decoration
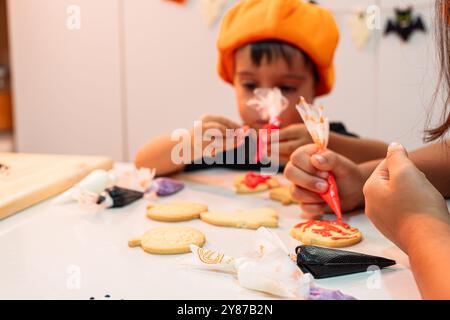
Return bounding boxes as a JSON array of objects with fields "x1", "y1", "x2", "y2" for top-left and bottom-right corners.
[
  {"x1": 160, "y1": 0, "x2": 432, "y2": 48},
  {"x1": 348, "y1": 9, "x2": 373, "y2": 50},
  {"x1": 201, "y1": 0, "x2": 228, "y2": 27},
  {"x1": 384, "y1": 7, "x2": 427, "y2": 42},
  {"x1": 165, "y1": 0, "x2": 188, "y2": 5}
]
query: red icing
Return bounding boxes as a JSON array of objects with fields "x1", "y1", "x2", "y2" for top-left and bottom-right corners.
[
  {"x1": 263, "y1": 123, "x2": 280, "y2": 131},
  {"x1": 294, "y1": 172, "x2": 355, "y2": 241},
  {"x1": 319, "y1": 173, "x2": 342, "y2": 222},
  {"x1": 255, "y1": 123, "x2": 280, "y2": 162},
  {"x1": 294, "y1": 220, "x2": 358, "y2": 240},
  {"x1": 243, "y1": 172, "x2": 272, "y2": 189}
]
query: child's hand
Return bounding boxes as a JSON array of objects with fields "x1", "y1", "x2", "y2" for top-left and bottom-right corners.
[
  {"x1": 191, "y1": 115, "x2": 244, "y2": 157},
  {"x1": 363, "y1": 143, "x2": 450, "y2": 253},
  {"x1": 284, "y1": 144, "x2": 365, "y2": 219},
  {"x1": 199, "y1": 114, "x2": 241, "y2": 132},
  {"x1": 276, "y1": 124, "x2": 312, "y2": 163}
]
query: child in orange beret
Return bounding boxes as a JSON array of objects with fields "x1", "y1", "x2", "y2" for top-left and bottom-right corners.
[{"x1": 136, "y1": 0, "x2": 388, "y2": 175}]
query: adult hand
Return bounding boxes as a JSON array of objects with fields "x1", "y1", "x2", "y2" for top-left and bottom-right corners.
[{"x1": 363, "y1": 143, "x2": 450, "y2": 253}]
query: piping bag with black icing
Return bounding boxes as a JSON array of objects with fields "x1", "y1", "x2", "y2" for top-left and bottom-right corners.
[
  {"x1": 72, "y1": 167, "x2": 184, "y2": 211},
  {"x1": 186, "y1": 227, "x2": 355, "y2": 300},
  {"x1": 296, "y1": 97, "x2": 342, "y2": 222}
]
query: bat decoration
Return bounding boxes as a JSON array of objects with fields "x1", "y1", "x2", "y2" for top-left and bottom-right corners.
[{"x1": 384, "y1": 7, "x2": 426, "y2": 42}]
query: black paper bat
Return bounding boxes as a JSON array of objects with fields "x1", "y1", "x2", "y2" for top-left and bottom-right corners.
[{"x1": 385, "y1": 7, "x2": 426, "y2": 42}]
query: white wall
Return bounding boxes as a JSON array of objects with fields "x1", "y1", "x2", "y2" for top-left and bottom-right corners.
[
  {"x1": 8, "y1": 0, "x2": 125, "y2": 159},
  {"x1": 8, "y1": 0, "x2": 440, "y2": 161},
  {"x1": 123, "y1": 0, "x2": 238, "y2": 161},
  {"x1": 375, "y1": 0, "x2": 439, "y2": 146},
  {"x1": 317, "y1": 0, "x2": 439, "y2": 148}
]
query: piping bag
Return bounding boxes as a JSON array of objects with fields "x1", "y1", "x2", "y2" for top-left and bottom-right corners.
[
  {"x1": 185, "y1": 227, "x2": 355, "y2": 300},
  {"x1": 52, "y1": 166, "x2": 154, "y2": 205},
  {"x1": 70, "y1": 166, "x2": 184, "y2": 211},
  {"x1": 72, "y1": 166, "x2": 155, "y2": 211},
  {"x1": 52, "y1": 169, "x2": 111, "y2": 204},
  {"x1": 296, "y1": 97, "x2": 342, "y2": 222},
  {"x1": 247, "y1": 88, "x2": 288, "y2": 162},
  {"x1": 83, "y1": 186, "x2": 144, "y2": 209},
  {"x1": 112, "y1": 166, "x2": 184, "y2": 196}
]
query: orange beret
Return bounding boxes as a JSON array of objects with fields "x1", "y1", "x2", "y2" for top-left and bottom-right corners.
[{"x1": 217, "y1": 0, "x2": 339, "y2": 96}]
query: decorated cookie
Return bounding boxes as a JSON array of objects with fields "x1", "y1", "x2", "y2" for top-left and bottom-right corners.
[
  {"x1": 269, "y1": 186, "x2": 298, "y2": 205},
  {"x1": 128, "y1": 226, "x2": 205, "y2": 255},
  {"x1": 234, "y1": 172, "x2": 280, "y2": 194},
  {"x1": 200, "y1": 208, "x2": 278, "y2": 229},
  {"x1": 290, "y1": 220, "x2": 362, "y2": 248},
  {"x1": 146, "y1": 202, "x2": 208, "y2": 222}
]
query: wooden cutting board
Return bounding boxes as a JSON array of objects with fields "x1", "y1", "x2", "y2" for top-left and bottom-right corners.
[{"x1": 0, "y1": 153, "x2": 113, "y2": 220}]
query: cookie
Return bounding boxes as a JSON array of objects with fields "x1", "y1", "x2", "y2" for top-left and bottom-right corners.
[
  {"x1": 200, "y1": 208, "x2": 278, "y2": 229},
  {"x1": 290, "y1": 220, "x2": 362, "y2": 248},
  {"x1": 128, "y1": 226, "x2": 205, "y2": 255},
  {"x1": 146, "y1": 202, "x2": 208, "y2": 222},
  {"x1": 269, "y1": 186, "x2": 298, "y2": 205},
  {"x1": 234, "y1": 172, "x2": 280, "y2": 194}
]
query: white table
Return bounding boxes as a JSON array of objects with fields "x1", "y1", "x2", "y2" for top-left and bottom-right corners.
[{"x1": 0, "y1": 168, "x2": 435, "y2": 300}]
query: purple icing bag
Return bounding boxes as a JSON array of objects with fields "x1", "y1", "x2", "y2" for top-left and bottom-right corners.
[
  {"x1": 309, "y1": 287, "x2": 356, "y2": 300},
  {"x1": 150, "y1": 178, "x2": 184, "y2": 196}
]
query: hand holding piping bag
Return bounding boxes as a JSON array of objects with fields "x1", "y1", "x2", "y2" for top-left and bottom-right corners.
[
  {"x1": 296, "y1": 97, "x2": 342, "y2": 222},
  {"x1": 247, "y1": 88, "x2": 288, "y2": 162}
]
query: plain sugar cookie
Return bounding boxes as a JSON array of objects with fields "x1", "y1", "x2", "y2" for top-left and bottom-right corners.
[
  {"x1": 269, "y1": 186, "x2": 298, "y2": 205},
  {"x1": 146, "y1": 202, "x2": 208, "y2": 222},
  {"x1": 200, "y1": 208, "x2": 278, "y2": 229},
  {"x1": 290, "y1": 220, "x2": 362, "y2": 248},
  {"x1": 128, "y1": 226, "x2": 205, "y2": 255}
]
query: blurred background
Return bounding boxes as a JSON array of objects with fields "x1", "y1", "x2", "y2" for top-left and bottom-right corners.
[
  {"x1": 0, "y1": 0, "x2": 12, "y2": 152},
  {"x1": 0, "y1": 0, "x2": 442, "y2": 161}
]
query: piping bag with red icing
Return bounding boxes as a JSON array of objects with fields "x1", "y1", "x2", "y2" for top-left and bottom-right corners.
[
  {"x1": 247, "y1": 88, "x2": 288, "y2": 162},
  {"x1": 296, "y1": 97, "x2": 342, "y2": 222}
]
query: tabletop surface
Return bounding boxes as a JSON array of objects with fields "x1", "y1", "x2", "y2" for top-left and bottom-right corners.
[{"x1": 0, "y1": 167, "x2": 438, "y2": 300}]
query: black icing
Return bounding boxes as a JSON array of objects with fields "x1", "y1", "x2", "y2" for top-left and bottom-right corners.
[{"x1": 295, "y1": 245, "x2": 396, "y2": 279}]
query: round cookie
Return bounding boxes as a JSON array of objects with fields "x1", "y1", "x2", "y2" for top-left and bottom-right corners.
[
  {"x1": 234, "y1": 173, "x2": 280, "y2": 194},
  {"x1": 128, "y1": 226, "x2": 205, "y2": 255},
  {"x1": 291, "y1": 220, "x2": 362, "y2": 248},
  {"x1": 146, "y1": 202, "x2": 208, "y2": 222}
]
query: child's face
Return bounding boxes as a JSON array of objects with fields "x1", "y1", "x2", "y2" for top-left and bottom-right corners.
[{"x1": 233, "y1": 46, "x2": 316, "y2": 129}]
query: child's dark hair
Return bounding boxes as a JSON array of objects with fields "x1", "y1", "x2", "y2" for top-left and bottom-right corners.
[{"x1": 247, "y1": 40, "x2": 319, "y2": 82}]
